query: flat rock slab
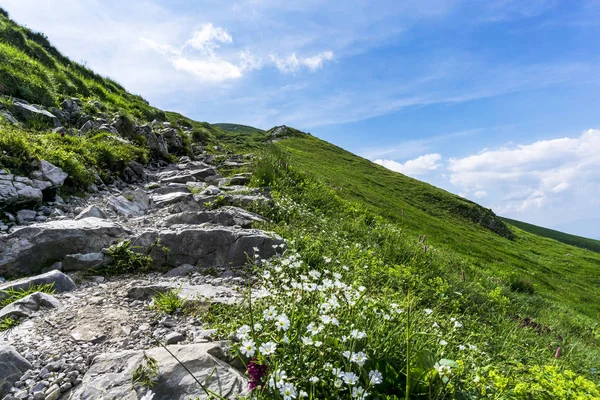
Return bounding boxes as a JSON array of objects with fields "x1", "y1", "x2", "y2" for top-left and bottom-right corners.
[
  {"x1": 0, "y1": 270, "x2": 75, "y2": 302},
  {"x1": 0, "y1": 218, "x2": 129, "y2": 277},
  {"x1": 69, "y1": 343, "x2": 248, "y2": 400}
]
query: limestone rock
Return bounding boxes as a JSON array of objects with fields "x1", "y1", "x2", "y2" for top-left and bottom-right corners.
[
  {"x1": 0, "y1": 292, "x2": 60, "y2": 320},
  {"x1": 62, "y1": 252, "x2": 110, "y2": 272},
  {"x1": 10, "y1": 100, "x2": 60, "y2": 128},
  {"x1": 0, "y1": 271, "x2": 75, "y2": 302},
  {"x1": 75, "y1": 205, "x2": 107, "y2": 220},
  {"x1": 0, "y1": 218, "x2": 129, "y2": 277},
  {"x1": 69, "y1": 343, "x2": 248, "y2": 400},
  {"x1": 0, "y1": 345, "x2": 32, "y2": 397},
  {"x1": 161, "y1": 207, "x2": 265, "y2": 229},
  {"x1": 135, "y1": 225, "x2": 283, "y2": 267}
]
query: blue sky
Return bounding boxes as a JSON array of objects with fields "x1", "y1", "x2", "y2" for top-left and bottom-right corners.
[{"x1": 3, "y1": 0, "x2": 600, "y2": 239}]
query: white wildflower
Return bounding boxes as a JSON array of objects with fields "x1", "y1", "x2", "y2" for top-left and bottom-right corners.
[
  {"x1": 369, "y1": 370, "x2": 383, "y2": 385},
  {"x1": 259, "y1": 341, "x2": 277, "y2": 356},
  {"x1": 240, "y1": 339, "x2": 256, "y2": 357}
]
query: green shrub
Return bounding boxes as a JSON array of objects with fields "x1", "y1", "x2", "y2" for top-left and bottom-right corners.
[{"x1": 101, "y1": 241, "x2": 153, "y2": 276}]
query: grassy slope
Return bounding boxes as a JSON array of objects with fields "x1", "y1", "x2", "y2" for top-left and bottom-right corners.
[
  {"x1": 502, "y1": 217, "x2": 600, "y2": 253},
  {"x1": 0, "y1": 10, "x2": 163, "y2": 120},
  {"x1": 276, "y1": 135, "x2": 600, "y2": 319}
]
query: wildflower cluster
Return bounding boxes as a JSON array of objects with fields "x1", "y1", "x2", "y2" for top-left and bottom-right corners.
[{"x1": 231, "y1": 251, "x2": 401, "y2": 399}]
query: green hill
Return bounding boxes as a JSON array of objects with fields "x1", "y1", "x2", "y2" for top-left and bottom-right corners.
[
  {"x1": 502, "y1": 217, "x2": 600, "y2": 253},
  {"x1": 274, "y1": 135, "x2": 600, "y2": 319}
]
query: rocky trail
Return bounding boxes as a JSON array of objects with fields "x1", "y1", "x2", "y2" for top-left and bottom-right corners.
[{"x1": 0, "y1": 146, "x2": 282, "y2": 399}]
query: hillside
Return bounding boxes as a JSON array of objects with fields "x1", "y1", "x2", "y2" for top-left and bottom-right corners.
[
  {"x1": 1, "y1": 7, "x2": 599, "y2": 399},
  {"x1": 276, "y1": 135, "x2": 600, "y2": 319},
  {"x1": 502, "y1": 217, "x2": 600, "y2": 253}
]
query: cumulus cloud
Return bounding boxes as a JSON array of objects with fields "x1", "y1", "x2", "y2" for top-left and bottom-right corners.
[
  {"x1": 270, "y1": 51, "x2": 335, "y2": 73},
  {"x1": 375, "y1": 153, "x2": 442, "y2": 176},
  {"x1": 447, "y1": 129, "x2": 600, "y2": 213},
  {"x1": 141, "y1": 24, "x2": 244, "y2": 83},
  {"x1": 184, "y1": 23, "x2": 232, "y2": 53}
]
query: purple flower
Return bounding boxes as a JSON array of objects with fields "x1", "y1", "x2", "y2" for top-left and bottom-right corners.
[{"x1": 248, "y1": 359, "x2": 268, "y2": 390}]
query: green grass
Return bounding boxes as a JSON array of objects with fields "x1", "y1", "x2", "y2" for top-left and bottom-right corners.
[
  {"x1": 275, "y1": 135, "x2": 600, "y2": 320},
  {"x1": 0, "y1": 123, "x2": 148, "y2": 190},
  {"x1": 502, "y1": 217, "x2": 600, "y2": 253},
  {"x1": 150, "y1": 288, "x2": 186, "y2": 315},
  {"x1": 0, "y1": 282, "x2": 55, "y2": 308},
  {"x1": 194, "y1": 146, "x2": 600, "y2": 398}
]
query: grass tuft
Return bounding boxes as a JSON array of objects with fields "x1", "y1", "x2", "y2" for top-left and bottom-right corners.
[{"x1": 151, "y1": 288, "x2": 186, "y2": 315}]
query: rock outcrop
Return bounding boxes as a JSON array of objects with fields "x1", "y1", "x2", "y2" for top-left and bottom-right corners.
[
  {"x1": 0, "y1": 218, "x2": 129, "y2": 277},
  {"x1": 70, "y1": 343, "x2": 248, "y2": 400}
]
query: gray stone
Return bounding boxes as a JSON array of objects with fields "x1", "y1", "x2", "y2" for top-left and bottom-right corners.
[
  {"x1": 0, "y1": 110, "x2": 18, "y2": 124},
  {"x1": 152, "y1": 192, "x2": 194, "y2": 208},
  {"x1": 62, "y1": 253, "x2": 110, "y2": 272},
  {"x1": 16, "y1": 209, "x2": 37, "y2": 224},
  {"x1": 0, "y1": 271, "x2": 75, "y2": 302},
  {"x1": 75, "y1": 205, "x2": 107, "y2": 220},
  {"x1": 0, "y1": 292, "x2": 60, "y2": 320},
  {"x1": 136, "y1": 225, "x2": 284, "y2": 267},
  {"x1": 201, "y1": 185, "x2": 221, "y2": 195},
  {"x1": 151, "y1": 185, "x2": 191, "y2": 195},
  {"x1": 0, "y1": 218, "x2": 129, "y2": 277},
  {"x1": 0, "y1": 345, "x2": 32, "y2": 397},
  {"x1": 163, "y1": 264, "x2": 195, "y2": 278},
  {"x1": 165, "y1": 332, "x2": 185, "y2": 345},
  {"x1": 69, "y1": 343, "x2": 247, "y2": 400},
  {"x1": 106, "y1": 189, "x2": 150, "y2": 217},
  {"x1": 10, "y1": 101, "x2": 60, "y2": 128},
  {"x1": 39, "y1": 160, "x2": 68, "y2": 188},
  {"x1": 229, "y1": 173, "x2": 252, "y2": 186},
  {"x1": 0, "y1": 174, "x2": 43, "y2": 206},
  {"x1": 161, "y1": 207, "x2": 265, "y2": 229},
  {"x1": 79, "y1": 120, "x2": 93, "y2": 134}
]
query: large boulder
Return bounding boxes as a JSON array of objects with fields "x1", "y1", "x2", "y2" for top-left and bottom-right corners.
[
  {"x1": 69, "y1": 343, "x2": 247, "y2": 400},
  {"x1": 0, "y1": 270, "x2": 75, "y2": 302},
  {"x1": 133, "y1": 225, "x2": 283, "y2": 267},
  {"x1": 0, "y1": 218, "x2": 129, "y2": 277},
  {"x1": 160, "y1": 207, "x2": 265, "y2": 229},
  {"x1": 0, "y1": 345, "x2": 32, "y2": 397}
]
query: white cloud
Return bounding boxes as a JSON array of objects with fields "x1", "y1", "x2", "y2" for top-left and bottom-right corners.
[
  {"x1": 184, "y1": 23, "x2": 232, "y2": 54},
  {"x1": 270, "y1": 51, "x2": 334, "y2": 73},
  {"x1": 141, "y1": 24, "x2": 246, "y2": 83},
  {"x1": 302, "y1": 51, "x2": 335, "y2": 71},
  {"x1": 238, "y1": 49, "x2": 263, "y2": 71},
  {"x1": 375, "y1": 153, "x2": 442, "y2": 176},
  {"x1": 474, "y1": 190, "x2": 488, "y2": 198},
  {"x1": 171, "y1": 56, "x2": 242, "y2": 82},
  {"x1": 448, "y1": 129, "x2": 600, "y2": 213}
]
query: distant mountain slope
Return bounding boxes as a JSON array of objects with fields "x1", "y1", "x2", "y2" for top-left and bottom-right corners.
[
  {"x1": 277, "y1": 135, "x2": 600, "y2": 318},
  {"x1": 502, "y1": 217, "x2": 600, "y2": 253},
  {"x1": 212, "y1": 123, "x2": 266, "y2": 134}
]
